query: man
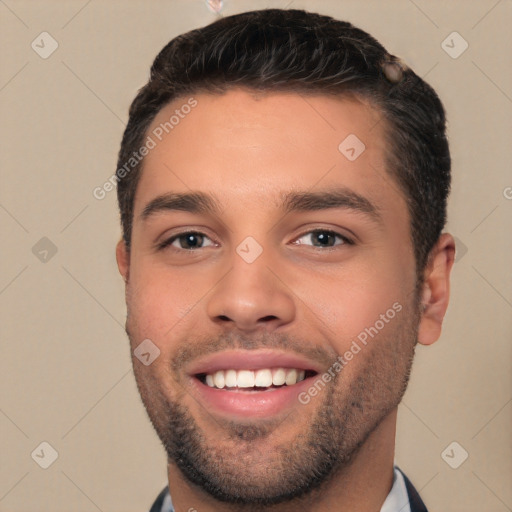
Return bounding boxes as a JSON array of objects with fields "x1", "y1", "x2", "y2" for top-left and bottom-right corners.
[{"x1": 115, "y1": 8, "x2": 455, "y2": 512}]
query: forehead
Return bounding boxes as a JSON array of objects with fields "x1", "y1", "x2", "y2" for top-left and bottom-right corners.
[{"x1": 134, "y1": 88, "x2": 403, "y2": 217}]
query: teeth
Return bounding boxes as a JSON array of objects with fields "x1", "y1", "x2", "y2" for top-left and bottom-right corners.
[
  {"x1": 213, "y1": 370, "x2": 225, "y2": 389},
  {"x1": 272, "y1": 368, "x2": 286, "y2": 386},
  {"x1": 254, "y1": 369, "x2": 273, "y2": 387},
  {"x1": 238, "y1": 370, "x2": 255, "y2": 388},
  {"x1": 203, "y1": 368, "x2": 308, "y2": 389},
  {"x1": 285, "y1": 369, "x2": 298, "y2": 386},
  {"x1": 225, "y1": 369, "x2": 237, "y2": 387}
]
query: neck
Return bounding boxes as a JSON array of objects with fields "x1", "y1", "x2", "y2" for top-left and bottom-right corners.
[{"x1": 166, "y1": 409, "x2": 397, "y2": 512}]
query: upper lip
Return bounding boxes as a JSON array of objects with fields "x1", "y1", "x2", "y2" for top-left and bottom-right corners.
[{"x1": 187, "y1": 349, "x2": 323, "y2": 376}]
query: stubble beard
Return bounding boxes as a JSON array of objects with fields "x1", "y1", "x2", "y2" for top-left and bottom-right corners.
[{"x1": 128, "y1": 302, "x2": 419, "y2": 508}]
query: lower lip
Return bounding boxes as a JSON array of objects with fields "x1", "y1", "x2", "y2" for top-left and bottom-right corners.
[{"x1": 190, "y1": 378, "x2": 313, "y2": 418}]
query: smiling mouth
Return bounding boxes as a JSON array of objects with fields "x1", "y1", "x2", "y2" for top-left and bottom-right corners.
[
  {"x1": 196, "y1": 368, "x2": 318, "y2": 391},
  {"x1": 188, "y1": 350, "x2": 324, "y2": 417}
]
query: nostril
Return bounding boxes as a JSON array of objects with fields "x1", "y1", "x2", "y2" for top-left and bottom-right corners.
[{"x1": 260, "y1": 315, "x2": 278, "y2": 322}]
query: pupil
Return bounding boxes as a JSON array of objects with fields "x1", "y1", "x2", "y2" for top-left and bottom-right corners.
[
  {"x1": 181, "y1": 233, "x2": 203, "y2": 249},
  {"x1": 314, "y1": 232, "x2": 333, "y2": 246}
]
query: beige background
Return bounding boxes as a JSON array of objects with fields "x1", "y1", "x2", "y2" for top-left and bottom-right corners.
[{"x1": 1, "y1": 0, "x2": 511, "y2": 510}]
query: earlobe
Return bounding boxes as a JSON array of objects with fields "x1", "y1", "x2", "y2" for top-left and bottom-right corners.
[
  {"x1": 417, "y1": 233, "x2": 456, "y2": 346},
  {"x1": 116, "y1": 239, "x2": 130, "y2": 283}
]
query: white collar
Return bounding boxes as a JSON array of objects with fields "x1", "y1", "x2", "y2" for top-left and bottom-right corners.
[{"x1": 380, "y1": 467, "x2": 411, "y2": 512}]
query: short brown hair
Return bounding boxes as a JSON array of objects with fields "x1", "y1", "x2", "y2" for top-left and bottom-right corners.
[{"x1": 116, "y1": 8, "x2": 450, "y2": 273}]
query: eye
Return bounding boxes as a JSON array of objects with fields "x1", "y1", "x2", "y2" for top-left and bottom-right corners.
[
  {"x1": 294, "y1": 229, "x2": 352, "y2": 248},
  {"x1": 158, "y1": 231, "x2": 215, "y2": 251}
]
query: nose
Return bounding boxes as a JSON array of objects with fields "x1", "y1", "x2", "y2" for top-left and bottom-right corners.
[{"x1": 206, "y1": 254, "x2": 296, "y2": 333}]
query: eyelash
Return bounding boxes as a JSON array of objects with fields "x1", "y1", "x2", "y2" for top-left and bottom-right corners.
[
  {"x1": 156, "y1": 231, "x2": 216, "y2": 251},
  {"x1": 156, "y1": 229, "x2": 354, "y2": 252},
  {"x1": 294, "y1": 230, "x2": 354, "y2": 249}
]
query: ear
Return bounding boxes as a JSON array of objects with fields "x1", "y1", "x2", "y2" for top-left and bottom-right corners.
[
  {"x1": 116, "y1": 239, "x2": 130, "y2": 283},
  {"x1": 417, "y1": 233, "x2": 456, "y2": 346}
]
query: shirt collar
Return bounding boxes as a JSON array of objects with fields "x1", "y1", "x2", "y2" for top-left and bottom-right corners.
[{"x1": 380, "y1": 467, "x2": 412, "y2": 512}]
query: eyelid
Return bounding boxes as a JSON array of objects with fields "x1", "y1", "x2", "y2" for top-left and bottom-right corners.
[
  {"x1": 292, "y1": 228, "x2": 354, "y2": 246},
  {"x1": 156, "y1": 229, "x2": 217, "y2": 251}
]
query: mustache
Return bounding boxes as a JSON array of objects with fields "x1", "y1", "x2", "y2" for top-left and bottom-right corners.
[{"x1": 169, "y1": 330, "x2": 338, "y2": 373}]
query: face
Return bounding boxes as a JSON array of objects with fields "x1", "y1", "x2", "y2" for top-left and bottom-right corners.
[{"x1": 118, "y1": 89, "x2": 423, "y2": 505}]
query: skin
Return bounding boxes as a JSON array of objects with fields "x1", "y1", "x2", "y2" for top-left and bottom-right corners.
[{"x1": 116, "y1": 89, "x2": 455, "y2": 512}]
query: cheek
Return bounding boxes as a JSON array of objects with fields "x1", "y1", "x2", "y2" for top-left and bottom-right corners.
[
  {"x1": 290, "y1": 257, "x2": 412, "y2": 349},
  {"x1": 126, "y1": 260, "x2": 204, "y2": 348}
]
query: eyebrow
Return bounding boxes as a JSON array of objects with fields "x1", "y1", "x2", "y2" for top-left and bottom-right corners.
[
  {"x1": 281, "y1": 188, "x2": 381, "y2": 221},
  {"x1": 140, "y1": 188, "x2": 381, "y2": 223},
  {"x1": 140, "y1": 192, "x2": 223, "y2": 220}
]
